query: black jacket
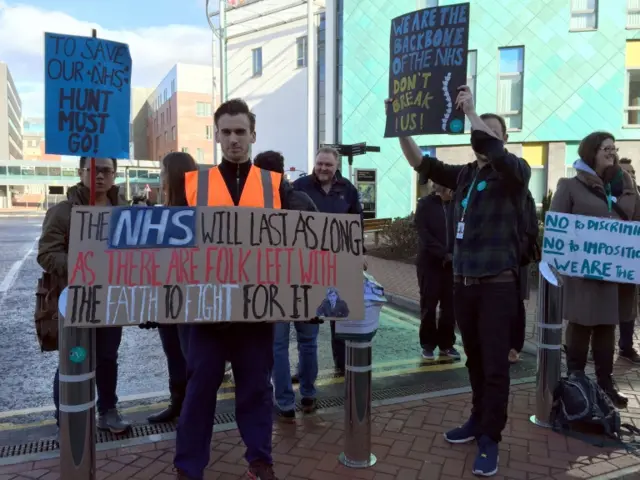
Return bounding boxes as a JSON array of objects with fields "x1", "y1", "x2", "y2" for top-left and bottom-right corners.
[
  {"x1": 218, "y1": 159, "x2": 289, "y2": 208},
  {"x1": 282, "y1": 180, "x2": 318, "y2": 211},
  {"x1": 415, "y1": 193, "x2": 454, "y2": 266}
]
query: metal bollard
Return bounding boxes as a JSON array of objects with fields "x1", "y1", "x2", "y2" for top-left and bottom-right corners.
[
  {"x1": 339, "y1": 340, "x2": 377, "y2": 468},
  {"x1": 530, "y1": 261, "x2": 564, "y2": 428},
  {"x1": 58, "y1": 322, "x2": 96, "y2": 479}
]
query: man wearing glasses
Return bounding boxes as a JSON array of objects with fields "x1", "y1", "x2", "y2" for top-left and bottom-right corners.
[{"x1": 37, "y1": 156, "x2": 131, "y2": 435}]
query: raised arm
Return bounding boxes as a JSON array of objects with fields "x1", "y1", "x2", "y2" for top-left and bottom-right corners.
[
  {"x1": 385, "y1": 99, "x2": 463, "y2": 190},
  {"x1": 456, "y1": 86, "x2": 530, "y2": 186}
]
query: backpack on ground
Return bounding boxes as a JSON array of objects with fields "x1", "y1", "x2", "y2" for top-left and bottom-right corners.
[
  {"x1": 550, "y1": 372, "x2": 640, "y2": 448},
  {"x1": 34, "y1": 272, "x2": 64, "y2": 352}
]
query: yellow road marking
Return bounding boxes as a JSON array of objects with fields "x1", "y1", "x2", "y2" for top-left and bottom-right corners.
[{"x1": 0, "y1": 354, "x2": 466, "y2": 432}]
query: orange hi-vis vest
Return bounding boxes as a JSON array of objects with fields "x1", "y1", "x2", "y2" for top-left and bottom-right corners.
[{"x1": 185, "y1": 164, "x2": 282, "y2": 208}]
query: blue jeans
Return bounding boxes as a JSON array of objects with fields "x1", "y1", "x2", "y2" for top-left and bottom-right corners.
[
  {"x1": 53, "y1": 326, "x2": 123, "y2": 425},
  {"x1": 272, "y1": 322, "x2": 319, "y2": 411},
  {"x1": 158, "y1": 325, "x2": 190, "y2": 389}
]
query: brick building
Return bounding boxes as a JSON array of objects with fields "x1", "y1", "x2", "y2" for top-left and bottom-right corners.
[{"x1": 146, "y1": 64, "x2": 217, "y2": 164}]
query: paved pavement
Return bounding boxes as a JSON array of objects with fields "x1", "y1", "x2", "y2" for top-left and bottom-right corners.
[{"x1": 3, "y1": 364, "x2": 640, "y2": 479}]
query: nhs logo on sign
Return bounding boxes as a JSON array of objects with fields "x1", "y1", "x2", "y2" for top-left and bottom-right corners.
[{"x1": 108, "y1": 207, "x2": 196, "y2": 249}]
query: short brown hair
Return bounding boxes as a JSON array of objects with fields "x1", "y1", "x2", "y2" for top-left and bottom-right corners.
[
  {"x1": 316, "y1": 146, "x2": 339, "y2": 160},
  {"x1": 214, "y1": 98, "x2": 256, "y2": 132},
  {"x1": 479, "y1": 113, "x2": 507, "y2": 136},
  {"x1": 578, "y1": 131, "x2": 615, "y2": 169}
]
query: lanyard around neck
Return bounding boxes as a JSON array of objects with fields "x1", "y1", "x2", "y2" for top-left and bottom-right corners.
[{"x1": 460, "y1": 172, "x2": 479, "y2": 220}]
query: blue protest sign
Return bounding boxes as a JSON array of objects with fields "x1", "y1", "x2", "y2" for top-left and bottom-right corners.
[
  {"x1": 108, "y1": 207, "x2": 197, "y2": 249},
  {"x1": 44, "y1": 33, "x2": 132, "y2": 158}
]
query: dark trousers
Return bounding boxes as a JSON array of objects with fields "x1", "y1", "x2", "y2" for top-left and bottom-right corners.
[
  {"x1": 417, "y1": 263, "x2": 455, "y2": 350},
  {"x1": 330, "y1": 321, "x2": 345, "y2": 370},
  {"x1": 619, "y1": 320, "x2": 635, "y2": 353},
  {"x1": 53, "y1": 326, "x2": 123, "y2": 425},
  {"x1": 566, "y1": 322, "x2": 615, "y2": 384},
  {"x1": 174, "y1": 324, "x2": 274, "y2": 479},
  {"x1": 511, "y1": 300, "x2": 526, "y2": 353},
  {"x1": 454, "y1": 279, "x2": 517, "y2": 443},
  {"x1": 158, "y1": 325, "x2": 190, "y2": 390}
]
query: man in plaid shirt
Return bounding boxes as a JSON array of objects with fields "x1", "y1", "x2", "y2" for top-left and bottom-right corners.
[{"x1": 386, "y1": 86, "x2": 530, "y2": 478}]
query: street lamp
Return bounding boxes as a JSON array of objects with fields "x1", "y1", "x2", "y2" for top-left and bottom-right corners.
[{"x1": 205, "y1": 0, "x2": 231, "y2": 165}]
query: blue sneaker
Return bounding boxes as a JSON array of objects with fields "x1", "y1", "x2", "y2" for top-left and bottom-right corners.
[
  {"x1": 472, "y1": 435, "x2": 499, "y2": 477},
  {"x1": 444, "y1": 416, "x2": 477, "y2": 444},
  {"x1": 441, "y1": 347, "x2": 461, "y2": 359},
  {"x1": 421, "y1": 347, "x2": 435, "y2": 360}
]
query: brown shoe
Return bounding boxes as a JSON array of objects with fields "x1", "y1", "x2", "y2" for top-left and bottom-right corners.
[
  {"x1": 174, "y1": 468, "x2": 195, "y2": 480},
  {"x1": 508, "y1": 349, "x2": 520, "y2": 364},
  {"x1": 247, "y1": 460, "x2": 278, "y2": 479}
]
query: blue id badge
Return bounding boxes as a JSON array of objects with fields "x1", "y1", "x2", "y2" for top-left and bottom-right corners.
[{"x1": 456, "y1": 221, "x2": 465, "y2": 239}]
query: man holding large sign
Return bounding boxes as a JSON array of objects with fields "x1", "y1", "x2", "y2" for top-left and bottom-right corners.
[
  {"x1": 384, "y1": 3, "x2": 470, "y2": 137},
  {"x1": 544, "y1": 131, "x2": 640, "y2": 409},
  {"x1": 57, "y1": 98, "x2": 363, "y2": 480}
]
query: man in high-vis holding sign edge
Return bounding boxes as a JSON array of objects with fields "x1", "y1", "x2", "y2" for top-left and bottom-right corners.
[{"x1": 174, "y1": 99, "x2": 283, "y2": 480}]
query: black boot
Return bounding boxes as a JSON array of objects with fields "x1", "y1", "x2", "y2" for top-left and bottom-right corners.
[
  {"x1": 593, "y1": 345, "x2": 628, "y2": 409},
  {"x1": 148, "y1": 383, "x2": 185, "y2": 423},
  {"x1": 599, "y1": 377, "x2": 628, "y2": 409}
]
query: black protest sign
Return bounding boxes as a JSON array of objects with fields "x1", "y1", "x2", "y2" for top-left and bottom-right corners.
[{"x1": 384, "y1": 3, "x2": 470, "y2": 138}]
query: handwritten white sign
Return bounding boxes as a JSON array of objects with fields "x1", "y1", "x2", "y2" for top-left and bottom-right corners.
[{"x1": 542, "y1": 212, "x2": 640, "y2": 284}]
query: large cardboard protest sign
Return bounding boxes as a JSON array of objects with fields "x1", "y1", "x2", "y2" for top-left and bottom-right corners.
[
  {"x1": 542, "y1": 212, "x2": 640, "y2": 284},
  {"x1": 65, "y1": 206, "x2": 365, "y2": 326},
  {"x1": 44, "y1": 33, "x2": 131, "y2": 158},
  {"x1": 384, "y1": 3, "x2": 470, "y2": 138}
]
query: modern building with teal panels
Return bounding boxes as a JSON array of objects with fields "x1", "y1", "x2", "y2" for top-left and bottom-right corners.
[{"x1": 336, "y1": 0, "x2": 640, "y2": 218}]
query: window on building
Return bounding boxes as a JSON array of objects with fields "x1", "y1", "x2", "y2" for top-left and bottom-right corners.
[
  {"x1": 205, "y1": 125, "x2": 213, "y2": 140},
  {"x1": 167, "y1": 105, "x2": 171, "y2": 123},
  {"x1": 252, "y1": 48, "x2": 263, "y2": 77},
  {"x1": 164, "y1": 88, "x2": 168, "y2": 103},
  {"x1": 570, "y1": 0, "x2": 598, "y2": 31},
  {"x1": 161, "y1": 112, "x2": 164, "y2": 125},
  {"x1": 497, "y1": 46, "x2": 524, "y2": 131},
  {"x1": 296, "y1": 36, "x2": 308, "y2": 68},
  {"x1": 626, "y1": 70, "x2": 640, "y2": 126},
  {"x1": 529, "y1": 167, "x2": 547, "y2": 205},
  {"x1": 417, "y1": 0, "x2": 438, "y2": 7},
  {"x1": 629, "y1": 0, "x2": 640, "y2": 28},
  {"x1": 172, "y1": 126, "x2": 177, "y2": 141},
  {"x1": 171, "y1": 79, "x2": 176, "y2": 95},
  {"x1": 164, "y1": 131, "x2": 168, "y2": 142},
  {"x1": 197, "y1": 148, "x2": 204, "y2": 162},
  {"x1": 196, "y1": 102, "x2": 212, "y2": 117},
  {"x1": 465, "y1": 50, "x2": 477, "y2": 132},
  {"x1": 182, "y1": 147, "x2": 189, "y2": 153}
]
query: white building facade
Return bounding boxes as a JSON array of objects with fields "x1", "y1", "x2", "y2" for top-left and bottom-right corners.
[{"x1": 224, "y1": 0, "x2": 332, "y2": 176}]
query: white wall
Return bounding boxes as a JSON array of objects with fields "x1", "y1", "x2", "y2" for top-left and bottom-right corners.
[{"x1": 227, "y1": 19, "x2": 309, "y2": 174}]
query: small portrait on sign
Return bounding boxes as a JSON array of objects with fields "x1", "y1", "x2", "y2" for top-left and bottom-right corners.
[{"x1": 316, "y1": 287, "x2": 350, "y2": 319}]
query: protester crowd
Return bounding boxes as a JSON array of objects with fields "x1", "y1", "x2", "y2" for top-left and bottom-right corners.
[
  {"x1": 402, "y1": 86, "x2": 640, "y2": 477},
  {"x1": 35, "y1": 88, "x2": 640, "y2": 479}
]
